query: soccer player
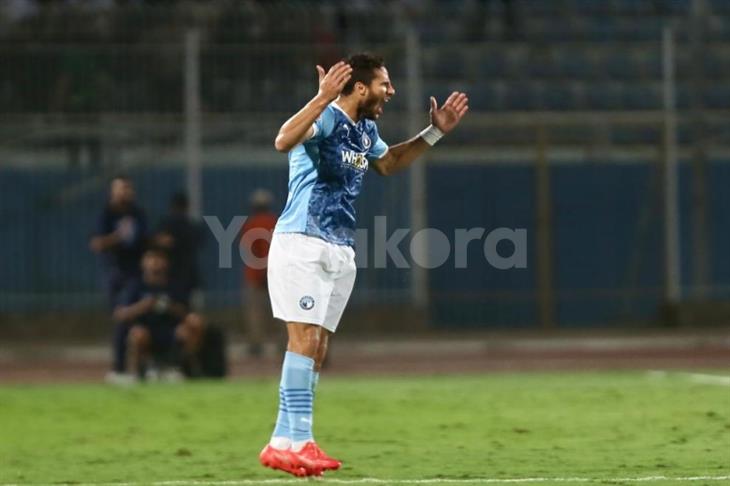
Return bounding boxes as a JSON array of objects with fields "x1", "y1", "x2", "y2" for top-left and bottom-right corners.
[{"x1": 259, "y1": 53, "x2": 468, "y2": 477}]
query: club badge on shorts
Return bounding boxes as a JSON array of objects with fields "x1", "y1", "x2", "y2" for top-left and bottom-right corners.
[{"x1": 299, "y1": 295, "x2": 315, "y2": 310}]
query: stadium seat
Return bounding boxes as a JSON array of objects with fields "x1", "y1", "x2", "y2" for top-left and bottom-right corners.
[
  {"x1": 704, "y1": 85, "x2": 730, "y2": 108},
  {"x1": 623, "y1": 84, "x2": 662, "y2": 110},
  {"x1": 584, "y1": 83, "x2": 624, "y2": 110},
  {"x1": 555, "y1": 48, "x2": 597, "y2": 80},
  {"x1": 543, "y1": 82, "x2": 576, "y2": 110}
]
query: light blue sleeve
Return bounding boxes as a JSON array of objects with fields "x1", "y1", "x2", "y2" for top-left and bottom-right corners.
[
  {"x1": 309, "y1": 106, "x2": 336, "y2": 143},
  {"x1": 366, "y1": 124, "x2": 389, "y2": 162}
]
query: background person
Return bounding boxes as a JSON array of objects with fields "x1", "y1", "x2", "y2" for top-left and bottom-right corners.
[
  {"x1": 113, "y1": 248, "x2": 188, "y2": 380},
  {"x1": 154, "y1": 192, "x2": 205, "y2": 306},
  {"x1": 240, "y1": 189, "x2": 278, "y2": 357},
  {"x1": 89, "y1": 175, "x2": 148, "y2": 377}
]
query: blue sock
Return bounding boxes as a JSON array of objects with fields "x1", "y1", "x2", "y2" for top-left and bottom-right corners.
[
  {"x1": 312, "y1": 371, "x2": 320, "y2": 394},
  {"x1": 281, "y1": 351, "x2": 315, "y2": 444}
]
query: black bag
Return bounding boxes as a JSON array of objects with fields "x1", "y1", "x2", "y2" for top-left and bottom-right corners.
[{"x1": 183, "y1": 324, "x2": 228, "y2": 378}]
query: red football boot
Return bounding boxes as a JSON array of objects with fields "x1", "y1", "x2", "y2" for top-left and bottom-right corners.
[
  {"x1": 294, "y1": 442, "x2": 342, "y2": 471},
  {"x1": 259, "y1": 445, "x2": 309, "y2": 477}
]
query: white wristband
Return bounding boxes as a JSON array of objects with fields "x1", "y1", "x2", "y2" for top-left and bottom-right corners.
[{"x1": 419, "y1": 124, "x2": 444, "y2": 146}]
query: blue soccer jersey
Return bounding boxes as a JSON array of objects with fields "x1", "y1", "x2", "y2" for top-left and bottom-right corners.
[{"x1": 275, "y1": 103, "x2": 389, "y2": 247}]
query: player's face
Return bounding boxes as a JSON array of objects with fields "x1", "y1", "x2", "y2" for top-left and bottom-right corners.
[{"x1": 361, "y1": 67, "x2": 395, "y2": 120}]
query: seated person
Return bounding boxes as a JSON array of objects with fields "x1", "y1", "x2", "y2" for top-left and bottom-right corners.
[{"x1": 113, "y1": 247, "x2": 189, "y2": 379}]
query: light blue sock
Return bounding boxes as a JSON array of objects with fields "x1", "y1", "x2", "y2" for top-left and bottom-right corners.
[
  {"x1": 281, "y1": 351, "x2": 315, "y2": 444},
  {"x1": 270, "y1": 382, "x2": 290, "y2": 444},
  {"x1": 312, "y1": 371, "x2": 320, "y2": 394}
]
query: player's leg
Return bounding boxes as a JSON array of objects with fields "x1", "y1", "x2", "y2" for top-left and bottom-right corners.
[
  {"x1": 260, "y1": 321, "x2": 325, "y2": 476},
  {"x1": 261, "y1": 234, "x2": 333, "y2": 476},
  {"x1": 299, "y1": 249, "x2": 356, "y2": 470},
  {"x1": 283, "y1": 322, "x2": 320, "y2": 447},
  {"x1": 284, "y1": 243, "x2": 354, "y2": 457},
  {"x1": 312, "y1": 327, "x2": 330, "y2": 372}
]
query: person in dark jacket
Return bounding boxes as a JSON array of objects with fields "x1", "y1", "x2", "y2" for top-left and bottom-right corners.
[
  {"x1": 154, "y1": 192, "x2": 204, "y2": 306},
  {"x1": 90, "y1": 175, "x2": 148, "y2": 376}
]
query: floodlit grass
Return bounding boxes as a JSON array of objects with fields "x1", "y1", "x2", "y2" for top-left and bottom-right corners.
[{"x1": 0, "y1": 371, "x2": 728, "y2": 485}]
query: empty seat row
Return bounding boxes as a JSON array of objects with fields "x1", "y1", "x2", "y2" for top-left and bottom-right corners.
[{"x1": 424, "y1": 81, "x2": 730, "y2": 111}]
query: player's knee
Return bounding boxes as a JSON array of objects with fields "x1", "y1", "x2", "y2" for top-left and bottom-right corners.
[{"x1": 287, "y1": 323, "x2": 320, "y2": 357}]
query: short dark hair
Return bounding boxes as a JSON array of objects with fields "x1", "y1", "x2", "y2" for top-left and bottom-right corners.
[{"x1": 341, "y1": 53, "x2": 385, "y2": 96}]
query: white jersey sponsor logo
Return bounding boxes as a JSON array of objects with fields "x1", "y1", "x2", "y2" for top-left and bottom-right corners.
[{"x1": 341, "y1": 150, "x2": 368, "y2": 171}]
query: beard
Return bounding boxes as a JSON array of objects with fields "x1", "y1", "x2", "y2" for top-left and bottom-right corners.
[{"x1": 358, "y1": 94, "x2": 382, "y2": 120}]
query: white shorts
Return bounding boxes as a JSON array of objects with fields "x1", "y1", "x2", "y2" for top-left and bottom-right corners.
[{"x1": 267, "y1": 232, "x2": 357, "y2": 333}]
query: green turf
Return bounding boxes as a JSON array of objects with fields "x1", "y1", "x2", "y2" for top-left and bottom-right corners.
[{"x1": 0, "y1": 371, "x2": 728, "y2": 485}]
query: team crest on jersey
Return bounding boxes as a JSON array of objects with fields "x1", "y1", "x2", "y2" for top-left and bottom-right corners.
[
  {"x1": 361, "y1": 133, "x2": 371, "y2": 149},
  {"x1": 341, "y1": 150, "x2": 369, "y2": 171},
  {"x1": 299, "y1": 295, "x2": 315, "y2": 310}
]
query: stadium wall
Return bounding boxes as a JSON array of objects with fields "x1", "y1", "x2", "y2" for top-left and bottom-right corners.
[{"x1": 3, "y1": 161, "x2": 730, "y2": 329}]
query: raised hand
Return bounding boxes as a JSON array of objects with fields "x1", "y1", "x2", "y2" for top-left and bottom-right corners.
[
  {"x1": 430, "y1": 91, "x2": 469, "y2": 134},
  {"x1": 316, "y1": 61, "x2": 353, "y2": 102}
]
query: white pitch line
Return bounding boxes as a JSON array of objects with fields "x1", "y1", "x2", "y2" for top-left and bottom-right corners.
[
  {"x1": 682, "y1": 372, "x2": 730, "y2": 387},
  {"x1": 648, "y1": 370, "x2": 730, "y2": 387},
  {"x1": 2, "y1": 475, "x2": 730, "y2": 486}
]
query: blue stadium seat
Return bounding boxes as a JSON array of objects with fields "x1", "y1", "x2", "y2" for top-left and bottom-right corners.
[
  {"x1": 604, "y1": 51, "x2": 639, "y2": 80},
  {"x1": 585, "y1": 83, "x2": 624, "y2": 110},
  {"x1": 504, "y1": 82, "x2": 542, "y2": 110},
  {"x1": 435, "y1": 49, "x2": 466, "y2": 77},
  {"x1": 477, "y1": 51, "x2": 507, "y2": 78},
  {"x1": 703, "y1": 50, "x2": 730, "y2": 79},
  {"x1": 675, "y1": 85, "x2": 691, "y2": 110},
  {"x1": 707, "y1": 0, "x2": 730, "y2": 14},
  {"x1": 623, "y1": 84, "x2": 661, "y2": 110},
  {"x1": 555, "y1": 49, "x2": 596, "y2": 80},
  {"x1": 706, "y1": 16, "x2": 730, "y2": 41},
  {"x1": 636, "y1": 49, "x2": 662, "y2": 79},
  {"x1": 468, "y1": 83, "x2": 500, "y2": 111},
  {"x1": 543, "y1": 83, "x2": 577, "y2": 110},
  {"x1": 704, "y1": 86, "x2": 730, "y2": 108},
  {"x1": 612, "y1": 126, "x2": 661, "y2": 144},
  {"x1": 527, "y1": 50, "x2": 558, "y2": 79}
]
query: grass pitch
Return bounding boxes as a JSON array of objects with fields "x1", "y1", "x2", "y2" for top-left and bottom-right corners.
[{"x1": 0, "y1": 371, "x2": 728, "y2": 485}]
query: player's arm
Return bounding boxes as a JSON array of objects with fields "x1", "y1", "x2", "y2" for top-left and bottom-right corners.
[
  {"x1": 274, "y1": 61, "x2": 352, "y2": 152},
  {"x1": 371, "y1": 92, "x2": 469, "y2": 176}
]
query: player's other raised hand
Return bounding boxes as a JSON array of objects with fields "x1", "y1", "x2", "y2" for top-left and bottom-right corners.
[
  {"x1": 430, "y1": 91, "x2": 469, "y2": 134},
  {"x1": 316, "y1": 61, "x2": 353, "y2": 102}
]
